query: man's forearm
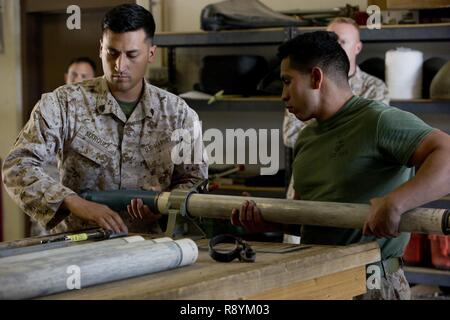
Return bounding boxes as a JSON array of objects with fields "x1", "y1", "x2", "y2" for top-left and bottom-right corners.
[
  {"x1": 386, "y1": 148, "x2": 450, "y2": 216},
  {"x1": 61, "y1": 194, "x2": 85, "y2": 211}
]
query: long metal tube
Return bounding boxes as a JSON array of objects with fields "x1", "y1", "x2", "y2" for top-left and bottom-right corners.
[{"x1": 0, "y1": 237, "x2": 198, "y2": 299}]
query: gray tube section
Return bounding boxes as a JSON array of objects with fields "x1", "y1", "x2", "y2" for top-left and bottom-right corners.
[{"x1": 0, "y1": 238, "x2": 197, "y2": 299}]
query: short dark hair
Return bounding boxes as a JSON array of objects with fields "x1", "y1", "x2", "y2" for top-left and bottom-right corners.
[
  {"x1": 277, "y1": 31, "x2": 350, "y2": 84},
  {"x1": 67, "y1": 57, "x2": 97, "y2": 73},
  {"x1": 102, "y1": 4, "x2": 156, "y2": 42}
]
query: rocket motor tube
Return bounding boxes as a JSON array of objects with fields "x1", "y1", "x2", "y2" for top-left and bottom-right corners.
[
  {"x1": 157, "y1": 192, "x2": 450, "y2": 235},
  {"x1": 81, "y1": 190, "x2": 450, "y2": 235}
]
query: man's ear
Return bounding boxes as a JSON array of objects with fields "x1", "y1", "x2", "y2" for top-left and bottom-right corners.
[
  {"x1": 355, "y1": 41, "x2": 363, "y2": 56},
  {"x1": 148, "y1": 45, "x2": 157, "y2": 63},
  {"x1": 64, "y1": 73, "x2": 68, "y2": 84},
  {"x1": 311, "y1": 67, "x2": 324, "y2": 90}
]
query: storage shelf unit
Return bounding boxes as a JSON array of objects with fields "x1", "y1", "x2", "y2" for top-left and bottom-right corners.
[{"x1": 155, "y1": 23, "x2": 450, "y2": 100}]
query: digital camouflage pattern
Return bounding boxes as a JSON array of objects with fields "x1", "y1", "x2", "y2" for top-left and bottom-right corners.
[
  {"x1": 348, "y1": 66, "x2": 389, "y2": 106},
  {"x1": 2, "y1": 77, "x2": 208, "y2": 234}
]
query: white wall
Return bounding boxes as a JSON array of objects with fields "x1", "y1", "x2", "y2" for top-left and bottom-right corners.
[{"x1": 0, "y1": 0, "x2": 24, "y2": 241}]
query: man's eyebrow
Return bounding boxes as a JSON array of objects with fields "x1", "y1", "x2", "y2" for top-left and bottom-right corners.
[
  {"x1": 106, "y1": 47, "x2": 140, "y2": 54},
  {"x1": 126, "y1": 50, "x2": 140, "y2": 54}
]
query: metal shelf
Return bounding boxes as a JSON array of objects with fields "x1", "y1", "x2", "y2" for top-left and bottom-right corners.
[
  {"x1": 184, "y1": 97, "x2": 284, "y2": 112},
  {"x1": 391, "y1": 99, "x2": 450, "y2": 113},
  {"x1": 293, "y1": 23, "x2": 450, "y2": 42},
  {"x1": 154, "y1": 27, "x2": 290, "y2": 47},
  {"x1": 359, "y1": 23, "x2": 450, "y2": 42},
  {"x1": 155, "y1": 23, "x2": 450, "y2": 47}
]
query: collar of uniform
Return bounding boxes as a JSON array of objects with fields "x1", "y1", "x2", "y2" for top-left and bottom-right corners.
[
  {"x1": 127, "y1": 79, "x2": 159, "y2": 122},
  {"x1": 95, "y1": 76, "x2": 128, "y2": 123},
  {"x1": 315, "y1": 95, "x2": 358, "y2": 131},
  {"x1": 96, "y1": 78, "x2": 158, "y2": 123}
]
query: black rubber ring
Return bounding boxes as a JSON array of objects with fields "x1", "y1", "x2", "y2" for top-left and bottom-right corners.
[{"x1": 208, "y1": 234, "x2": 255, "y2": 263}]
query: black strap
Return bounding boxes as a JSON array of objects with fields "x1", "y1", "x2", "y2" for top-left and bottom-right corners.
[{"x1": 208, "y1": 234, "x2": 256, "y2": 263}]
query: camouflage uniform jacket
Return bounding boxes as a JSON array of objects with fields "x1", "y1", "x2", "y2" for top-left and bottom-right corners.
[
  {"x1": 282, "y1": 66, "x2": 389, "y2": 148},
  {"x1": 2, "y1": 77, "x2": 208, "y2": 233}
]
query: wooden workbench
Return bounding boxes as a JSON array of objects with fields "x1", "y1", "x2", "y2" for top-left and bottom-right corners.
[{"x1": 40, "y1": 240, "x2": 380, "y2": 300}]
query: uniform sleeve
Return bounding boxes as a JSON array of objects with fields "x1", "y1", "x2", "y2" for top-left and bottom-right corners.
[
  {"x1": 362, "y1": 77, "x2": 390, "y2": 105},
  {"x1": 170, "y1": 101, "x2": 209, "y2": 190},
  {"x1": 283, "y1": 110, "x2": 305, "y2": 148},
  {"x1": 376, "y1": 108, "x2": 435, "y2": 166},
  {"x1": 2, "y1": 92, "x2": 76, "y2": 229}
]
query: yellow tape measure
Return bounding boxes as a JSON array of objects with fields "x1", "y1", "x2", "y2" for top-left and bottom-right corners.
[{"x1": 67, "y1": 233, "x2": 89, "y2": 242}]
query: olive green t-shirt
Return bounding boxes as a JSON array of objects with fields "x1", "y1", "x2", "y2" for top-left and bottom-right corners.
[
  {"x1": 117, "y1": 99, "x2": 138, "y2": 119},
  {"x1": 293, "y1": 96, "x2": 435, "y2": 260}
]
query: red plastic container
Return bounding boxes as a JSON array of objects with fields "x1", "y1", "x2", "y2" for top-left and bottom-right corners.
[
  {"x1": 403, "y1": 233, "x2": 430, "y2": 266},
  {"x1": 428, "y1": 235, "x2": 450, "y2": 270}
]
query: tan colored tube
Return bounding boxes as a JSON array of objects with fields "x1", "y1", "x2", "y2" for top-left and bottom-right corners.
[{"x1": 157, "y1": 192, "x2": 449, "y2": 235}]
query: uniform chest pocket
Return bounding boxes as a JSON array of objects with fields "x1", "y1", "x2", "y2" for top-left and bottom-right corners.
[{"x1": 70, "y1": 132, "x2": 117, "y2": 167}]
